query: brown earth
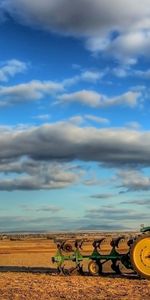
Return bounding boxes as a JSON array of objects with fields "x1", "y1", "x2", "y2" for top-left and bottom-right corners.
[
  {"x1": 0, "y1": 233, "x2": 149, "y2": 299},
  {"x1": 0, "y1": 273, "x2": 150, "y2": 300}
]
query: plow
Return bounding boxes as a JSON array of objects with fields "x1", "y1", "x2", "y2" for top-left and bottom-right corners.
[{"x1": 52, "y1": 226, "x2": 150, "y2": 279}]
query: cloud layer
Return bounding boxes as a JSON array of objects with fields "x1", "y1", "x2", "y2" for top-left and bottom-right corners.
[
  {"x1": 1, "y1": 122, "x2": 150, "y2": 164},
  {"x1": 1, "y1": 122, "x2": 150, "y2": 190},
  {"x1": 57, "y1": 90, "x2": 140, "y2": 108},
  {"x1": 117, "y1": 169, "x2": 150, "y2": 192},
  {"x1": 0, "y1": 159, "x2": 81, "y2": 191},
  {"x1": 0, "y1": 80, "x2": 63, "y2": 106},
  {"x1": 1, "y1": 0, "x2": 150, "y2": 63},
  {"x1": 0, "y1": 204, "x2": 145, "y2": 231}
]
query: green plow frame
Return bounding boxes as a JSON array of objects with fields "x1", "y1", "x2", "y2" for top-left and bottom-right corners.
[
  {"x1": 52, "y1": 226, "x2": 150, "y2": 277},
  {"x1": 52, "y1": 238, "x2": 133, "y2": 275}
]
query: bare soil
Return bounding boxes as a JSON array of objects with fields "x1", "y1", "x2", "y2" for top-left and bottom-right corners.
[
  {"x1": 0, "y1": 273, "x2": 150, "y2": 300},
  {"x1": 0, "y1": 233, "x2": 149, "y2": 299}
]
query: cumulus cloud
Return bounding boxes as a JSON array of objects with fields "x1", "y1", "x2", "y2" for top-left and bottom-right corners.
[
  {"x1": 57, "y1": 90, "x2": 140, "y2": 108},
  {"x1": 112, "y1": 65, "x2": 150, "y2": 79},
  {"x1": 68, "y1": 114, "x2": 110, "y2": 125},
  {"x1": 99, "y1": 64, "x2": 150, "y2": 81},
  {"x1": 81, "y1": 71, "x2": 102, "y2": 82},
  {"x1": 68, "y1": 114, "x2": 110, "y2": 126},
  {"x1": 0, "y1": 159, "x2": 82, "y2": 191},
  {"x1": 1, "y1": 122, "x2": 150, "y2": 166},
  {"x1": 0, "y1": 80, "x2": 63, "y2": 106},
  {"x1": 0, "y1": 78, "x2": 142, "y2": 109},
  {"x1": 63, "y1": 70, "x2": 102, "y2": 86},
  {"x1": 0, "y1": 59, "x2": 27, "y2": 82},
  {"x1": 101, "y1": 30, "x2": 150, "y2": 64},
  {"x1": 2, "y1": 122, "x2": 150, "y2": 190},
  {"x1": 1, "y1": 0, "x2": 150, "y2": 63},
  {"x1": 117, "y1": 169, "x2": 150, "y2": 192},
  {"x1": 67, "y1": 115, "x2": 84, "y2": 125},
  {"x1": 57, "y1": 90, "x2": 102, "y2": 107}
]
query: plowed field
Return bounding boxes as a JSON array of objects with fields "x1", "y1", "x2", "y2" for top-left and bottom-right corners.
[{"x1": 0, "y1": 234, "x2": 149, "y2": 299}]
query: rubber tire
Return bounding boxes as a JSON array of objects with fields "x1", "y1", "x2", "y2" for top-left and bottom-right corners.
[
  {"x1": 88, "y1": 260, "x2": 102, "y2": 276},
  {"x1": 130, "y1": 234, "x2": 150, "y2": 279}
]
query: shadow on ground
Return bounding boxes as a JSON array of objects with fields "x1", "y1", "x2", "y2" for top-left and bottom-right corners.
[
  {"x1": 0, "y1": 266, "x2": 57, "y2": 274},
  {"x1": 0, "y1": 266, "x2": 139, "y2": 280}
]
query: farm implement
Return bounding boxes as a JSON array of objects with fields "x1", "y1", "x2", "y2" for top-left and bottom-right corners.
[{"x1": 52, "y1": 226, "x2": 150, "y2": 279}]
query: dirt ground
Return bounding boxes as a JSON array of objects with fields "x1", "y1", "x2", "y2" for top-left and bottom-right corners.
[
  {"x1": 0, "y1": 273, "x2": 150, "y2": 300},
  {"x1": 0, "y1": 234, "x2": 149, "y2": 299}
]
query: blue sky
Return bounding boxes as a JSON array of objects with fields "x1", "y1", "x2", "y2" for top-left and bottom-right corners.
[{"x1": 0, "y1": 0, "x2": 150, "y2": 232}]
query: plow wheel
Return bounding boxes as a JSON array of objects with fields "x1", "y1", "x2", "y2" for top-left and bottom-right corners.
[
  {"x1": 88, "y1": 260, "x2": 102, "y2": 276},
  {"x1": 130, "y1": 235, "x2": 150, "y2": 279}
]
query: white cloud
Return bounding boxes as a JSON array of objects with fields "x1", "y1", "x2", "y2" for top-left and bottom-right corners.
[
  {"x1": 57, "y1": 90, "x2": 140, "y2": 108},
  {"x1": 112, "y1": 66, "x2": 130, "y2": 78},
  {"x1": 134, "y1": 69, "x2": 150, "y2": 79},
  {"x1": 107, "y1": 30, "x2": 150, "y2": 63},
  {"x1": 68, "y1": 115, "x2": 84, "y2": 125},
  {"x1": 68, "y1": 114, "x2": 110, "y2": 125},
  {"x1": 84, "y1": 114, "x2": 110, "y2": 124},
  {"x1": 104, "y1": 91, "x2": 140, "y2": 108},
  {"x1": 125, "y1": 121, "x2": 141, "y2": 130},
  {"x1": 0, "y1": 68, "x2": 105, "y2": 107},
  {"x1": 0, "y1": 159, "x2": 82, "y2": 191},
  {"x1": 0, "y1": 80, "x2": 64, "y2": 106},
  {"x1": 111, "y1": 65, "x2": 150, "y2": 80},
  {"x1": 2, "y1": 122, "x2": 150, "y2": 190},
  {"x1": 57, "y1": 90, "x2": 102, "y2": 107},
  {"x1": 63, "y1": 70, "x2": 102, "y2": 86},
  {"x1": 80, "y1": 70, "x2": 102, "y2": 82},
  {"x1": 33, "y1": 114, "x2": 50, "y2": 121},
  {"x1": 0, "y1": 59, "x2": 27, "y2": 82},
  {"x1": 117, "y1": 169, "x2": 150, "y2": 192},
  {"x1": 1, "y1": 0, "x2": 150, "y2": 63},
  {"x1": 0, "y1": 122, "x2": 150, "y2": 167}
]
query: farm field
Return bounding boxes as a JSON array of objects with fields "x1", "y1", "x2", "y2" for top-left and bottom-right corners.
[{"x1": 0, "y1": 233, "x2": 149, "y2": 299}]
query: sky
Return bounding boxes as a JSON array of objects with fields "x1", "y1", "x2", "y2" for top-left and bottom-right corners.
[{"x1": 0, "y1": 0, "x2": 150, "y2": 232}]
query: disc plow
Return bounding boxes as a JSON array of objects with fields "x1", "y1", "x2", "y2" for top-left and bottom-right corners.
[{"x1": 52, "y1": 226, "x2": 150, "y2": 279}]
